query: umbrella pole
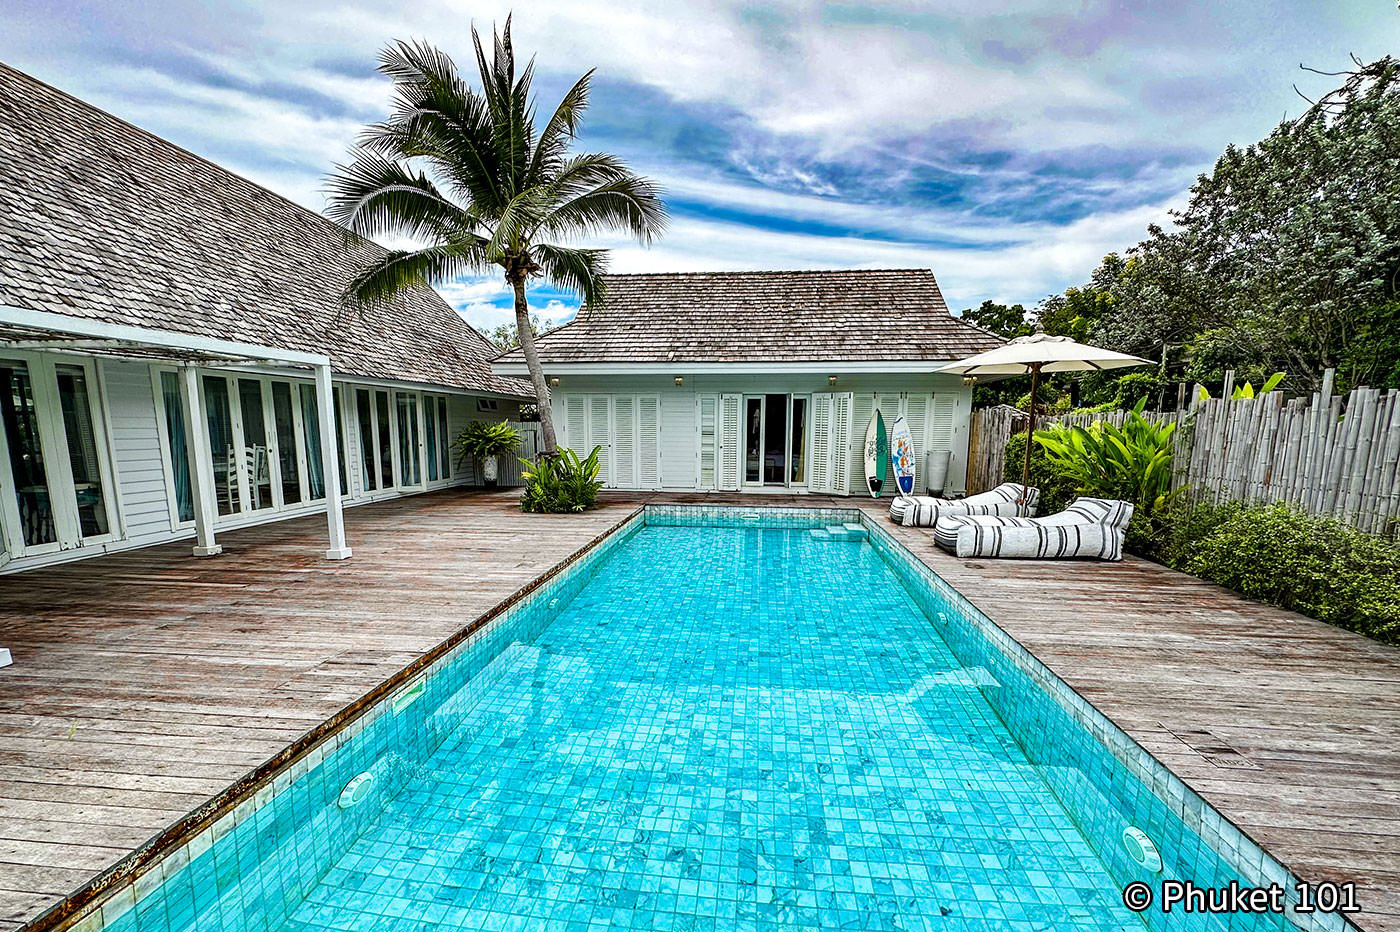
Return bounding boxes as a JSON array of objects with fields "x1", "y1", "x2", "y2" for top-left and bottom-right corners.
[{"x1": 1021, "y1": 362, "x2": 1041, "y2": 515}]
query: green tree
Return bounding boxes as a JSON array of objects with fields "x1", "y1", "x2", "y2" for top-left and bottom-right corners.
[
  {"x1": 487, "y1": 313, "x2": 555, "y2": 351},
  {"x1": 959, "y1": 300, "x2": 1032, "y2": 339},
  {"x1": 1045, "y1": 56, "x2": 1400, "y2": 397},
  {"x1": 327, "y1": 21, "x2": 667, "y2": 453}
]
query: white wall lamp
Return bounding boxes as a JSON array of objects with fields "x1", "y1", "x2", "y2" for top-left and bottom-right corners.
[
  {"x1": 674, "y1": 376, "x2": 684, "y2": 387},
  {"x1": 549, "y1": 377, "x2": 560, "y2": 388},
  {"x1": 828, "y1": 374, "x2": 838, "y2": 387}
]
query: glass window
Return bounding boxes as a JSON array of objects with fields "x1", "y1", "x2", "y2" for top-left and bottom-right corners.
[
  {"x1": 0, "y1": 361, "x2": 55, "y2": 546},
  {"x1": 355, "y1": 389, "x2": 377, "y2": 492},
  {"x1": 270, "y1": 382, "x2": 302, "y2": 505},
  {"x1": 424, "y1": 397, "x2": 439, "y2": 482},
  {"x1": 333, "y1": 387, "x2": 347, "y2": 496},
  {"x1": 790, "y1": 397, "x2": 808, "y2": 485},
  {"x1": 238, "y1": 379, "x2": 273, "y2": 511},
  {"x1": 437, "y1": 397, "x2": 451, "y2": 480},
  {"x1": 55, "y1": 364, "x2": 109, "y2": 538},
  {"x1": 763, "y1": 394, "x2": 787, "y2": 485},
  {"x1": 300, "y1": 385, "x2": 326, "y2": 500},
  {"x1": 203, "y1": 376, "x2": 239, "y2": 516},
  {"x1": 744, "y1": 397, "x2": 762, "y2": 484},
  {"x1": 159, "y1": 372, "x2": 195, "y2": 523},
  {"x1": 396, "y1": 393, "x2": 421, "y2": 487},
  {"x1": 375, "y1": 391, "x2": 393, "y2": 489}
]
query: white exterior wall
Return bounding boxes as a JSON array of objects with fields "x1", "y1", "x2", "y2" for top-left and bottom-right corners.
[
  {"x1": 547, "y1": 371, "x2": 974, "y2": 495},
  {"x1": 0, "y1": 352, "x2": 523, "y2": 575}
]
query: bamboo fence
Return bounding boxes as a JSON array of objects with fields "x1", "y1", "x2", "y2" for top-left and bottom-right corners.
[{"x1": 967, "y1": 370, "x2": 1400, "y2": 536}]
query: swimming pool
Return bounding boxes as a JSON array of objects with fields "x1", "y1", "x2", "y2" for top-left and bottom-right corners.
[{"x1": 74, "y1": 506, "x2": 1345, "y2": 932}]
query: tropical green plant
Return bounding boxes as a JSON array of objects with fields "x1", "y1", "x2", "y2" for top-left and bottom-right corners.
[
  {"x1": 326, "y1": 21, "x2": 667, "y2": 455},
  {"x1": 519, "y1": 446, "x2": 603, "y2": 513},
  {"x1": 1032, "y1": 398, "x2": 1182, "y2": 516},
  {"x1": 455, "y1": 420, "x2": 521, "y2": 461},
  {"x1": 1003, "y1": 432, "x2": 1076, "y2": 515},
  {"x1": 1194, "y1": 371, "x2": 1285, "y2": 403}
]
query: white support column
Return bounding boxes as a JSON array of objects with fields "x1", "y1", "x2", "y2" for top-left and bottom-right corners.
[
  {"x1": 178, "y1": 365, "x2": 222, "y2": 557},
  {"x1": 316, "y1": 363, "x2": 352, "y2": 560}
]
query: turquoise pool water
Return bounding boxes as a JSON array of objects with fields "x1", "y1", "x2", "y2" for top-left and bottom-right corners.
[{"x1": 97, "y1": 509, "x2": 1319, "y2": 932}]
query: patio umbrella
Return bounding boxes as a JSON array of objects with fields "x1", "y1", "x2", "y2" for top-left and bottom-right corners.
[{"x1": 934, "y1": 332, "x2": 1150, "y2": 502}]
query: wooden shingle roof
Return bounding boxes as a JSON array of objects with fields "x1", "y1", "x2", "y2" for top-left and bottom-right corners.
[
  {"x1": 0, "y1": 62, "x2": 529, "y2": 397},
  {"x1": 495, "y1": 269, "x2": 1001, "y2": 366}
]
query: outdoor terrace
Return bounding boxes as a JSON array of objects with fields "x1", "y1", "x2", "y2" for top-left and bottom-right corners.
[{"x1": 0, "y1": 490, "x2": 1396, "y2": 930}]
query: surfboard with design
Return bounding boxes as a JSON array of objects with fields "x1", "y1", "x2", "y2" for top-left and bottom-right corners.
[
  {"x1": 890, "y1": 415, "x2": 917, "y2": 496},
  {"x1": 862, "y1": 410, "x2": 889, "y2": 497}
]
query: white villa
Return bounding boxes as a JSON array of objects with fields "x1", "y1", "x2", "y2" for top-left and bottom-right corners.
[
  {"x1": 0, "y1": 61, "x2": 1000, "y2": 583},
  {"x1": 0, "y1": 63, "x2": 530, "y2": 575},
  {"x1": 492, "y1": 270, "x2": 999, "y2": 495}
]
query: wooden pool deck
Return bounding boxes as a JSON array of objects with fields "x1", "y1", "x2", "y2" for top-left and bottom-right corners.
[{"x1": 0, "y1": 489, "x2": 1396, "y2": 931}]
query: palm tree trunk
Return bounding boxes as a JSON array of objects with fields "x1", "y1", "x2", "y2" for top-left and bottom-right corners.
[{"x1": 512, "y1": 278, "x2": 559, "y2": 455}]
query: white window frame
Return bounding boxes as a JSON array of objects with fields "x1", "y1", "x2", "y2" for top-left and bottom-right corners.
[{"x1": 0, "y1": 351, "x2": 121, "y2": 556}]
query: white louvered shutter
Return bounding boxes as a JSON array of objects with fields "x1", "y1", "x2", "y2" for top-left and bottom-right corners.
[
  {"x1": 611, "y1": 395, "x2": 638, "y2": 488},
  {"x1": 904, "y1": 392, "x2": 930, "y2": 462},
  {"x1": 564, "y1": 395, "x2": 588, "y2": 452},
  {"x1": 830, "y1": 392, "x2": 853, "y2": 495},
  {"x1": 718, "y1": 394, "x2": 742, "y2": 491},
  {"x1": 849, "y1": 393, "x2": 875, "y2": 500},
  {"x1": 809, "y1": 393, "x2": 832, "y2": 493},
  {"x1": 588, "y1": 395, "x2": 613, "y2": 486},
  {"x1": 929, "y1": 393, "x2": 957, "y2": 454},
  {"x1": 638, "y1": 395, "x2": 661, "y2": 489},
  {"x1": 696, "y1": 394, "x2": 718, "y2": 490}
]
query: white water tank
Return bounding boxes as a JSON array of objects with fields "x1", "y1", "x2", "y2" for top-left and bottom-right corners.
[{"x1": 925, "y1": 451, "x2": 951, "y2": 495}]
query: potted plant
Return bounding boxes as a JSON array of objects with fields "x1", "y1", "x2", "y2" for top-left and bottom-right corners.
[{"x1": 455, "y1": 421, "x2": 522, "y2": 488}]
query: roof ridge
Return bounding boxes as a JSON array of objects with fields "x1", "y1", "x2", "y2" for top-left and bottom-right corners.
[{"x1": 600, "y1": 268, "x2": 934, "y2": 277}]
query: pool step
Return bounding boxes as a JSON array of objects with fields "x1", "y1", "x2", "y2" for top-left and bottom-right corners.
[{"x1": 810, "y1": 523, "x2": 868, "y2": 542}]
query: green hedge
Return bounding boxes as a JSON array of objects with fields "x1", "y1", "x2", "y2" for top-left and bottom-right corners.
[
  {"x1": 1143, "y1": 503, "x2": 1400, "y2": 646},
  {"x1": 1002, "y1": 428, "x2": 1400, "y2": 646}
]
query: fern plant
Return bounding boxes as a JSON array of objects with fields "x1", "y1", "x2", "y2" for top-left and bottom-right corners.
[
  {"x1": 1033, "y1": 398, "x2": 1183, "y2": 515},
  {"x1": 455, "y1": 421, "x2": 522, "y2": 461}
]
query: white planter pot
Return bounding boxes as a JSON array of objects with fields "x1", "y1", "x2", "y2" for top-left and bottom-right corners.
[{"x1": 483, "y1": 454, "x2": 499, "y2": 485}]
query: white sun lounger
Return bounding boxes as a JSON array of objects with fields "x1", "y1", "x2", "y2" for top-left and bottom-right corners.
[
  {"x1": 888, "y1": 482, "x2": 1038, "y2": 528},
  {"x1": 933, "y1": 497, "x2": 1135, "y2": 561}
]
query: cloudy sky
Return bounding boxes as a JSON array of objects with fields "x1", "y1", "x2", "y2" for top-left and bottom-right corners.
[{"x1": 4, "y1": 1, "x2": 1397, "y2": 330}]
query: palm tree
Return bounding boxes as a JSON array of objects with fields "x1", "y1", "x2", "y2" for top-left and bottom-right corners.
[{"x1": 326, "y1": 19, "x2": 666, "y2": 454}]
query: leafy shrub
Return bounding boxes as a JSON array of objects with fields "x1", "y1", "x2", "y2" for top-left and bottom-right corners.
[
  {"x1": 1003, "y1": 432, "x2": 1076, "y2": 515},
  {"x1": 1127, "y1": 501, "x2": 1238, "y2": 567},
  {"x1": 1185, "y1": 503, "x2": 1400, "y2": 645},
  {"x1": 455, "y1": 420, "x2": 522, "y2": 460},
  {"x1": 519, "y1": 446, "x2": 603, "y2": 514},
  {"x1": 1033, "y1": 398, "x2": 1181, "y2": 517}
]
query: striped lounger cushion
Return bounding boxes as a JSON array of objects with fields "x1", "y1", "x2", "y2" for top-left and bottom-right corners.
[
  {"x1": 933, "y1": 498, "x2": 1135, "y2": 561},
  {"x1": 888, "y1": 483, "x2": 1038, "y2": 528}
]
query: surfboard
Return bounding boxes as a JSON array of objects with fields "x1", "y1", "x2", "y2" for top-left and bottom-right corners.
[
  {"x1": 862, "y1": 410, "x2": 889, "y2": 497},
  {"x1": 890, "y1": 415, "x2": 917, "y2": 496}
]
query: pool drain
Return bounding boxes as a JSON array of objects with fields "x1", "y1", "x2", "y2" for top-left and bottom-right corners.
[
  {"x1": 1122, "y1": 826, "x2": 1163, "y2": 872},
  {"x1": 338, "y1": 772, "x2": 376, "y2": 809}
]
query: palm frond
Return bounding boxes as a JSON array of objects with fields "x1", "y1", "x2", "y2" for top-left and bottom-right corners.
[
  {"x1": 528, "y1": 70, "x2": 594, "y2": 186},
  {"x1": 534, "y1": 165, "x2": 667, "y2": 244},
  {"x1": 324, "y1": 153, "x2": 475, "y2": 242},
  {"x1": 341, "y1": 239, "x2": 493, "y2": 310},
  {"x1": 532, "y1": 244, "x2": 608, "y2": 306},
  {"x1": 376, "y1": 38, "x2": 506, "y2": 215}
]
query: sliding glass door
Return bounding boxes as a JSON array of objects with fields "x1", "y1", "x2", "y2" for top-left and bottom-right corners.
[
  {"x1": 0, "y1": 355, "x2": 118, "y2": 558},
  {"x1": 742, "y1": 394, "x2": 810, "y2": 489}
]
